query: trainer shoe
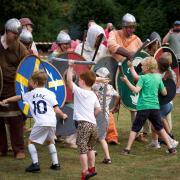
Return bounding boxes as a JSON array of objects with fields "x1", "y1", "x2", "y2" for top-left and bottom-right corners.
[
  {"x1": 168, "y1": 148, "x2": 177, "y2": 155},
  {"x1": 88, "y1": 167, "x2": 97, "y2": 177},
  {"x1": 122, "y1": 149, "x2": 130, "y2": 155},
  {"x1": 170, "y1": 139, "x2": 179, "y2": 148},
  {"x1": 147, "y1": 142, "x2": 161, "y2": 149},
  {"x1": 50, "y1": 163, "x2": 60, "y2": 170},
  {"x1": 25, "y1": 163, "x2": 40, "y2": 172},
  {"x1": 81, "y1": 169, "x2": 97, "y2": 180}
]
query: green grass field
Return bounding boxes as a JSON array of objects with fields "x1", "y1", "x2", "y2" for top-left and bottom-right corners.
[{"x1": 0, "y1": 95, "x2": 180, "y2": 180}]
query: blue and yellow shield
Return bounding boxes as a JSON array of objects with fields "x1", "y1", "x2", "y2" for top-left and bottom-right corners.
[{"x1": 15, "y1": 55, "x2": 66, "y2": 117}]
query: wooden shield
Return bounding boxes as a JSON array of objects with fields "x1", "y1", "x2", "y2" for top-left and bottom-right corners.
[
  {"x1": 0, "y1": 66, "x2": 3, "y2": 97},
  {"x1": 159, "y1": 79, "x2": 176, "y2": 105},
  {"x1": 116, "y1": 51, "x2": 149, "y2": 111},
  {"x1": 51, "y1": 51, "x2": 91, "y2": 102},
  {"x1": 15, "y1": 55, "x2": 66, "y2": 116},
  {"x1": 56, "y1": 103, "x2": 76, "y2": 136},
  {"x1": 92, "y1": 56, "x2": 118, "y2": 88},
  {"x1": 154, "y1": 46, "x2": 179, "y2": 83}
]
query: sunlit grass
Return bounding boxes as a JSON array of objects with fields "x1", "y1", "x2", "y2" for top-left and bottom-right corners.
[{"x1": 0, "y1": 95, "x2": 179, "y2": 180}]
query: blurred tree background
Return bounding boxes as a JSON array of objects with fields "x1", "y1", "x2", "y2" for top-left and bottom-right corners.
[{"x1": 0, "y1": 0, "x2": 179, "y2": 41}]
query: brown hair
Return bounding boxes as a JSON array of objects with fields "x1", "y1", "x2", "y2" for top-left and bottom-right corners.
[
  {"x1": 141, "y1": 56, "x2": 158, "y2": 73},
  {"x1": 158, "y1": 52, "x2": 172, "y2": 73},
  {"x1": 80, "y1": 70, "x2": 96, "y2": 87},
  {"x1": 30, "y1": 70, "x2": 48, "y2": 86}
]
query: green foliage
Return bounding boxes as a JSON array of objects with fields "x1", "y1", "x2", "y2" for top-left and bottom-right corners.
[
  {"x1": 0, "y1": 0, "x2": 180, "y2": 41},
  {"x1": 69, "y1": 0, "x2": 122, "y2": 33}
]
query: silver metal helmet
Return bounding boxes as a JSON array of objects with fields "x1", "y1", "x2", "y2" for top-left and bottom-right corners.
[
  {"x1": 5, "y1": 18, "x2": 22, "y2": 35},
  {"x1": 56, "y1": 31, "x2": 71, "y2": 44},
  {"x1": 149, "y1": 32, "x2": 161, "y2": 44},
  {"x1": 96, "y1": 67, "x2": 110, "y2": 78},
  {"x1": 122, "y1": 13, "x2": 136, "y2": 27},
  {"x1": 19, "y1": 29, "x2": 33, "y2": 44}
]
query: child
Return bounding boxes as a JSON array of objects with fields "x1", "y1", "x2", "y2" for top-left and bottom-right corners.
[
  {"x1": 149, "y1": 52, "x2": 178, "y2": 148},
  {"x1": 67, "y1": 61, "x2": 101, "y2": 180},
  {"x1": 92, "y1": 67, "x2": 120, "y2": 164},
  {"x1": 121, "y1": 56, "x2": 177, "y2": 155},
  {"x1": 0, "y1": 70, "x2": 68, "y2": 172}
]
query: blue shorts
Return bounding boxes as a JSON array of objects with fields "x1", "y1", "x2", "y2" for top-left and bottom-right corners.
[{"x1": 160, "y1": 103, "x2": 173, "y2": 118}]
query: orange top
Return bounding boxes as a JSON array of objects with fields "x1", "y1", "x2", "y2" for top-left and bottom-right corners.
[{"x1": 108, "y1": 30, "x2": 142, "y2": 62}]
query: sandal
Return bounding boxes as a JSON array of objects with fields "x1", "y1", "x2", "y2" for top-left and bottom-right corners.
[{"x1": 102, "y1": 158, "x2": 112, "y2": 164}]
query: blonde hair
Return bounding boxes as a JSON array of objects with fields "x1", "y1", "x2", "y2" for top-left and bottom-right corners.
[
  {"x1": 141, "y1": 56, "x2": 158, "y2": 73},
  {"x1": 30, "y1": 70, "x2": 48, "y2": 86}
]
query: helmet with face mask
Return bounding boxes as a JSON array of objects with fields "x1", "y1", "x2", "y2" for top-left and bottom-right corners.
[
  {"x1": 122, "y1": 13, "x2": 136, "y2": 27},
  {"x1": 5, "y1": 18, "x2": 22, "y2": 35},
  {"x1": 56, "y1": 31, "x2": 71, "y2": 44}
]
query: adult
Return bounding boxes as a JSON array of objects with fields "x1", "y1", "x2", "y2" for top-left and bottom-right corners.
[
  {"x1": 108, "y1": 13, "x2": 142, "y2": 62},
  {"x1": 19, "y1": 29, "x2": 33, "y2": 54},
  {"x1": 0, "y1": 18, "x2": 28, "y2": 159},
  {"x1": 75, "y1": 23, "x2": 108, "y2": 62},
  {"x1": 48, "y1": 31, "x2": 72, "y2": 61},
  {"x1": 162, "y1": 20, "x2": 180, "y2": 93},
  {"x1": 19, "y1": 17, "x2": 38, "y2": 56},
  {"x1": 108, "y1": 13, "x2": 146, "y2": 141}
]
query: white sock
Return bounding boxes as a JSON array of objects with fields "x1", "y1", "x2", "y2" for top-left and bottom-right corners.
[
  {"x1": 28, "y1": 144, "x2": 38, "y2": 164},
  {"x1": 48, "y1": 144, "x2": 59, "y2": 165},
  {"x1": 152, "y1": 139, "x2": 158, "y2": 144}
]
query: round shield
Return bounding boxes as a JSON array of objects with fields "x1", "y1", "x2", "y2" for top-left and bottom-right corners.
[
  {"x1": 51, "y1": 51, "x2": 91, "y2": 102},
  {"x1": 116, "y1": 51, "x2": 149, "y2": 111},
  {"x1": 154, "y1": 46, "x2": 179, "y2": 83},
  {"x1": 56, "y1": 103, "x2": 76, "y2": 136},
  {"x1": 0, "y1": 66, "x2": 3, "y2": 97},
  {"x1": 15, "y1": 55, "x2": 66, "y2": 117},
  {"x1": 159, "y1": 79, "x2": 176, "y2": 105},
  {"x1": 92, "y1": 56, "x2": 118, "y2": 88}
]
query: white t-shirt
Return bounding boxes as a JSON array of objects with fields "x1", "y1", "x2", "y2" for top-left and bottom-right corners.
[
  {"x1": 72, "y1": 83, "x2": 101, "y2": 124},
  {"x1": 22, "y1": 87, "x2": 58, "y2": 127}
]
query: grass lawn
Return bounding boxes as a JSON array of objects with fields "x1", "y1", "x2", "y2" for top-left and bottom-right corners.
[{"x1": 0, "y1": 94, "x2": 180, "y2": 180}]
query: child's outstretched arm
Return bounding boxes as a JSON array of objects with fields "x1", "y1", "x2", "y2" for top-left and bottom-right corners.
[
  {"x1": 121, "y1": 75, "x2": 141, "y2": 93},
  {"x1": 0, "y1": 95, "x2": 21, "y2": 106},
  {"x1": 128, "y1": 61, "x2": 139, "y2": 82},
  {"x1": 66, "y1": 60, "x2": 74, "y2": 90},
  {"x1": 54, "y1": 106, "x2": 68, "y2": 120}
]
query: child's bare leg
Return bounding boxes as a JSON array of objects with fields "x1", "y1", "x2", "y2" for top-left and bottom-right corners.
[
  {"x1": 157, "y1": 129, "x2": 172, "y2": 149},
  {"x1": 125, "y1": 131, "x2": 137, "y2": 150},
  {"x1": 80, "y1": 154, "x2": 88, "y2": 173},
  {"x1": 87, "y1": 150, "x2": 95, "y2": 168},
  {"x1": 162, "y1": 118, "x2": 171, "y2": 134},
  {"x1": 99, "y1": 139, "x2": 110, "y2": 159}
]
